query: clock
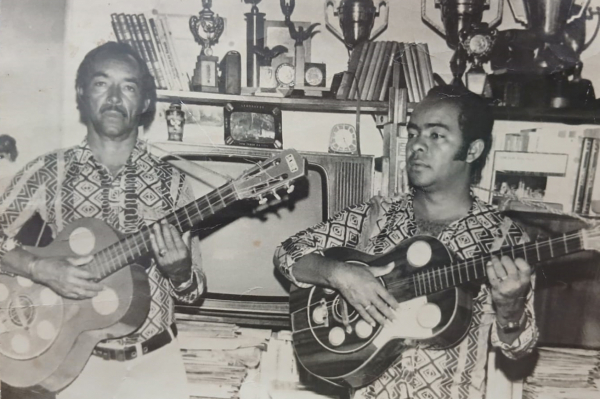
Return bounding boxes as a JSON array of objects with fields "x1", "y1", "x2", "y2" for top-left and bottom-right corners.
[
  {"x1": 304, "y1": 63, "x2": 327, "y2": 87},
  {"x1": 328, "y1": 123, "x2": 358, "y2": 154},
  {"x1": 275, "y1": 63, "x2": 295, "y2": 87}
]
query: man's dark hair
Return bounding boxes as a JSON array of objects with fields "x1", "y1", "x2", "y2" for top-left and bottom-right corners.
[
  {"x1": 423, "y1": 84, "x2": 494, "y2": 185},
  {"x1": 75, "y1": 42, "x2": 156, "y2": 130},
  {"x1": 0, "y1": 134, "x2": 18, "y2": 162}
]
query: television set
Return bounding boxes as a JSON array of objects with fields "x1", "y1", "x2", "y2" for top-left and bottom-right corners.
[{"x1": 152, "y1": 142, "x2": 374, "y2": 327}]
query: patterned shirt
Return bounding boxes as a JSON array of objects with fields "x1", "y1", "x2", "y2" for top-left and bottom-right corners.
[
  {"x1": 274, "y1": 192, "x2": 538, "y2": 399},
  {"x1": 0, "y1": 140, "x2": 204, "y2": 345}
]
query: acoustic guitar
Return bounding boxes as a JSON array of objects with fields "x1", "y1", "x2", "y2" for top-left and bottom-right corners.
[
  {"x1": 289, "y1": 227, "x2": 598, "y2": 388},
  {"x1": 0, "y1": 149, "x2": 305, "y2": 392}
]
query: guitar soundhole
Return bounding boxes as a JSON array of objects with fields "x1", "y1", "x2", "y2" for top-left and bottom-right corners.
[{"x1": 9, "y1": 296, "x2": 35, "y2": 327}]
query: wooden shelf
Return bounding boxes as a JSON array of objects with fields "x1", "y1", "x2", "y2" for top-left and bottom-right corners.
[
  {"x1": 157, "y1": 90, "x2": 390, "y2": 114},
  {"x1": 491, "y1": 106, "x2": 600, "y2": 125}
]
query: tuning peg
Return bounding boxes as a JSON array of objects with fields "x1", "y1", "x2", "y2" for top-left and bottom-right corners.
[
  {"x1": 286, "y1": 184, "x2": 295, "y2": 194},
  {"x1": 272, "y1": 191, "x2": 281, "y2": 201},
  {"x1": 258, "y1": 195, "x2": 268, "y2": 205}
]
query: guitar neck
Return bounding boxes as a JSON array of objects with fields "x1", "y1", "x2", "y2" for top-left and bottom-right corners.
[
  {"x1": 410, "y1": 230, "x2": 586, "y2": 297},
  {"x1": 84, "y1": 182, "x2": 238, "y2": 280}
]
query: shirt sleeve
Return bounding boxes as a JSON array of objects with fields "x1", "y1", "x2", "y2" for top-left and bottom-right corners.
[
  {"x1": 273, "y1": 198, "x2": 380, "y2": 288},
  {"x1": 489, "y1": 222, "x2": 539, "y2": 359},
  {"x1": 0, "y1": 157, "x2": 47, "y2": 273},
  {"x1": 167, "y1": 176, "x2": 205, "y2": 304}
]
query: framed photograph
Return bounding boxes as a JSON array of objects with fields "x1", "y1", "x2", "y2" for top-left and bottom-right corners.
[
  {"x1": 224, "y1": 102, "x2": 283, "y2": 149},
  {"x1": 264, "y1": 20, "x2": 312, "y2": 63}
]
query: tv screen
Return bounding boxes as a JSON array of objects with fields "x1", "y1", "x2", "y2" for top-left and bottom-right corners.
[{"x1": 168, "y1": 156, "x2": 326, "y2": 297}]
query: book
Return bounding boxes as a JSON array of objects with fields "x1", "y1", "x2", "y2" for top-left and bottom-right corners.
[
  {"x1": 348, "y1": 41, "x2": 370, "y2": 100},
  {"x1": 408, "y1": 43, "x2": 424, "y2": 100},
  {"x1": 149, "y1": 17, "x2": 183, "y2": 91},
  {"x1": 336, "y1": 41, "x2": 366, "y2": 100},
  {"x1": 573, "y1": 137, "x2": 594, "y2": 213},
  {"x1": 116, "y1": 13, "x2": 138, "y2": 52},
  {"x1": 125, "y1": 13, "x2": 159, "y2": 87},
  {"x1": 111, "y1": 13, "x2": 125, "y2": 43},
  {"x1": 420, "y1": 42, "x2": 435, "y2": 91},
  {"x1": 147, "y1": 17, "x2": 176, "y2": 90},
  {"x1": 366, "y1": 41, "x2": 388, "y2": 101},
  {"x1": 378, "y1": 42, "x2": 399, "y2": 101},
  {"x1": 372, "y1": 41, "x2": 394, "y2": 101},
  {"x1": 399, "y1": 43, "x2": 416, "y2": 102},
  {"x1": 137, "y1": 14, "x2": 168, "y2": 89},
  {"x1": 353, "y1": 41, "x2": 375, "y2": 100},
  {"x1": 415, "y1": 42, "x2": 433, "y2": 95},
  {"x1": 360, "y1": 41, "x2": 383, "y2": 101},
  {"x1": 157, "y1": 13, "x2": 188, "y2": 89},
  {"x1": 582, "y1": 138, "x2": 599, "y2": 214}
]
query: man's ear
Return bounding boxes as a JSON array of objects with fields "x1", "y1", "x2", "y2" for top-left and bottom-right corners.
[
  {"x1": 142, "y1": 98, "x2": 151, "y2": 113},
  {"x1": 76, "y1": 86, "x2": 84, "y2": 102},
  {"x1": 465, "y1": 139, "x2": 485, "y2": 164}
]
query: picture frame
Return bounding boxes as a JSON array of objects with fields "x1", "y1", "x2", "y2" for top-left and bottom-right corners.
[
  {"x1": 224, "y1": 102, "x2": 283, "y2": 149},
  {"x1": 264, "y1": 20, "x2": 312, "y2": 64}
]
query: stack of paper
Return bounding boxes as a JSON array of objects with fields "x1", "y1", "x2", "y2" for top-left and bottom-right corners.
[
  {"x1": 176, "y1": 314, "x2": 271, "y2": 399},
  {"x1": 523, "y1": 347, "x2": 600, "y2": 399}
]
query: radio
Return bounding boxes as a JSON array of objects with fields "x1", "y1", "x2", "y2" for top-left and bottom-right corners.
[{"x1": 219, "y1": 51, "x2": 242, "y2": 95}]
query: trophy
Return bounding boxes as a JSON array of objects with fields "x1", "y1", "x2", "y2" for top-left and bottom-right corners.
[
  {"x1": 190, "y1": 0, "x2": 224, "y2": 92},
  {"x1": 422, "y1": 0, "x2": 503, "y2": 91},
  {"x1": 243, "y1": 0, "x2": 266, "y2": 88},
  {"x1": 325, "y1": 0, "x2": 389, "y2": 50}
]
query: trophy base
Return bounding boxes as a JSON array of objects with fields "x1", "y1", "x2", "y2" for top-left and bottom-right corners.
[{"x1": 191, "y1": 54, "x2": 219, "y2": 93}]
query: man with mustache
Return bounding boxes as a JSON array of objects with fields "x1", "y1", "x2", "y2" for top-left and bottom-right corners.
[
  {"x1": 274, "y1": 85, "x2": 538, "y2": 399},
  {"x1": 0, "y1": 42, "x2": 204, "y2": 399}
]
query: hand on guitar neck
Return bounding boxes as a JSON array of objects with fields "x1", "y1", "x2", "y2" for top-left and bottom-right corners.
[
  {"x1": 486, "y1": 255, "x2": 533, "y2": 342},
  {"x1": 2, "y1": 246, "x2": 103, "y2": 299}
]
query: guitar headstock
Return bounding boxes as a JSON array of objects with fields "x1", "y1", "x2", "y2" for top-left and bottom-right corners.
[{"x1": 232, "y1": 149, "x2": 306, "y2": 202}]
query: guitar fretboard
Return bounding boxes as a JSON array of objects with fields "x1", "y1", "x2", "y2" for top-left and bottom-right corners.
[
  {"x1": 411, "y1": 231, "x2": 585, "y2": 297},
  {"x1": 83, "y1": 183, "x2": 238, "y2": 280}
]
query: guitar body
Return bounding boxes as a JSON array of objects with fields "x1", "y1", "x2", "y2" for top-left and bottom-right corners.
[
  {"x1": 0, "y1": 218, "x2": 151, "y2": 391},
  {"x1": 289, "y1": 236, "x2": 474, "y2": 388}
]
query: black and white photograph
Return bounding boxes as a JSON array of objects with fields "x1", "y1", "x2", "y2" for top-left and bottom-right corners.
[{"x1": 2, "y1": 1, "x2": 600, "y2": 399}]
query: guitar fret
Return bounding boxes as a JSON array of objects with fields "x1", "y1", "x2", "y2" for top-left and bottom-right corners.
[
  {"x1": 181, "y1": 205, "x2": 193, "y2": 228},
  {"x1": 191, "y1": 199, "x2": 204, "y2": 222},
  {"x1": 427, "y1": 272, "x2": 432, "y2": 294},
  {"x1": 432, "y1": 270, "x2": 438, "y2": 291},
  {"x1": 451, "y1": 264, "x2": 456, "y2": 286},
  {"x1": 173, "y1": 209, "x2": 184, "y2": 232},
  {"x1": 563, "y1": 233, "x2": 569, "y2": 254},
  {"x1": 413, "y1": 276, "x2": 419, "y2": 296},
  {"x1": 457, "y1": 264, "x2": 463, "y2": 283},
  {"x1": 473, "y1": 258, "x2": 478, "y2": 279},
  {"x1": 535, "y1": 241, "x2": 541, "y2": 261},
  {"x1": 522, "y1": 241, "x2": 528, "y2": 262},
  {"x1": 216, "y1": 188, "x2": 227, "y2": 208},
  {"x1": 444, "y1": 266, "x2": 449, "y2": 287},
  {"x1": 417, "y1": 273, "x2": 423, "y2": 295},
  {"x1": 464, "y1": 260, "x2": 470, "y2": 281},
  {"x1": 437, "y1": 268, "x2": 443, "y2": 290},
  {"x1": 511, "y1": 245, "x2": 516, "y2": 259},
  {"x1": 548, "y1": 237, "x2": 554, "y2": 257}
]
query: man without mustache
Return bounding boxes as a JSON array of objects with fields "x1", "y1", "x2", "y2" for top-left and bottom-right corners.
[
  {"x1": 275, "y1": 85, "x2": 538, "y2": 399},
  {"x1": 0, "y1": 42, "x2": 204, "y2": 399}
]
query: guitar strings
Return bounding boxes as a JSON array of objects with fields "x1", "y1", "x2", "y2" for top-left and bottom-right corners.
[{"x1": 298, "y1": 230, "x2": 588, "y2": 314}]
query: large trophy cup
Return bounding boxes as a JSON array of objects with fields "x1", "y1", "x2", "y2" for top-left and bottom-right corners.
[
  {"x1": 190, "y1": 0, "x2": 224, "y2": 93},
  {"x1": 422, "y1": 0, "x2": 504, "y2": 92},
  {"x1": 324, "y1": 0, "x2": 389, "y2": 51}
]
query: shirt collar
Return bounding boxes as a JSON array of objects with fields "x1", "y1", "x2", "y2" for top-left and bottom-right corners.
[
  {"x1": 73, "y1": 138, "x2": 148, "y2": 167},
  {"x1": 405, "y1": 188, "x2": 487, "y2": 221}
]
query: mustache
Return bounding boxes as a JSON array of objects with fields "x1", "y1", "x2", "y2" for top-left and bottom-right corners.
[{"x1": 100, "y1": 104, "x2": 127, "y2": 117}]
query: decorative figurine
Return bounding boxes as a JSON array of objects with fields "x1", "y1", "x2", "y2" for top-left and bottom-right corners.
[
  {"x1": 190, "y1": 0, "x2": 225, "y2": 92},
  {"x1": 166, "y1": 103, "x2": 185, "y2": 141},
  {"x1": 280, "y1": 0, "x2": 320, "y2": 90}
]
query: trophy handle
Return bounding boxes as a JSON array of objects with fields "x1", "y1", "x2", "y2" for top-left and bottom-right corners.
[
  {"x1": 324, "y1": 0, "x2": 345, "y2": 43},
  {"x1": 189, "y1": 15, "x2": 204, "y2": 47},
  {"x1": 567, "y1": 0, "x2": 592, "y2": 24},
  {"x1": 421, "y1": 0, "x2": 446, "y2": 37},
  {"x1": 370, "y1": 0, "x2": 389, "y2": 40},
  {"x1": 488, "y1": 0, "x2": 503, "y2": 30}
]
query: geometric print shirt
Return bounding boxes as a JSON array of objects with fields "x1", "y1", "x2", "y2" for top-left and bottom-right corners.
[
  {"x1": 0, "y1": 139, "x2": 204, "y2": 345},
  {"x1": 274, "y1": 192, "x2": 538, "y2": 399}
]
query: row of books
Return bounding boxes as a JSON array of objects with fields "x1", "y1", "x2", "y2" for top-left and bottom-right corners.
[
  {"x1": 176, "y1": 314, "x2": 271, "y2": 399},
  {"x1": 573, "y1": 135, "x2": 600, "y2": 214},
  {"x1": 110, "y1": 13, "x2": 187, "y2": 91},
  {"x1": 523, "y1": 347, "x2": 600, "y2": 399},
  {"x1": 335, "y1": 41, "x2": 434, "y2": 102}
]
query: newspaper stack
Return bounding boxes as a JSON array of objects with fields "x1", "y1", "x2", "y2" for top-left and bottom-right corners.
[
  {"x1": 176, "y1": 314, "x2": 271, "y2": 399},
  {"x1": 523, "y1": 347, "x2": 600, "y2": 399}
]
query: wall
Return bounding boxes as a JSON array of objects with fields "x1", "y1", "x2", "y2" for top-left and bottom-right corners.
[{"x1": 0, "y1": 0, "x2": 67, "y2": 171}]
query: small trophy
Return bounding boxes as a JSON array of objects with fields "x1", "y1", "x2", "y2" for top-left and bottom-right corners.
[{"x1": 190, "y1": 0, "x2": 224, "y2": 92}]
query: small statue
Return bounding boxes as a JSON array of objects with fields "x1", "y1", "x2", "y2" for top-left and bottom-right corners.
[
  {"x1": 254, "y1": 45, "x2": 289, "y2": 66},
  {"x1": 288, "y1": 22, "x2": 320, "y2": 47}
]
